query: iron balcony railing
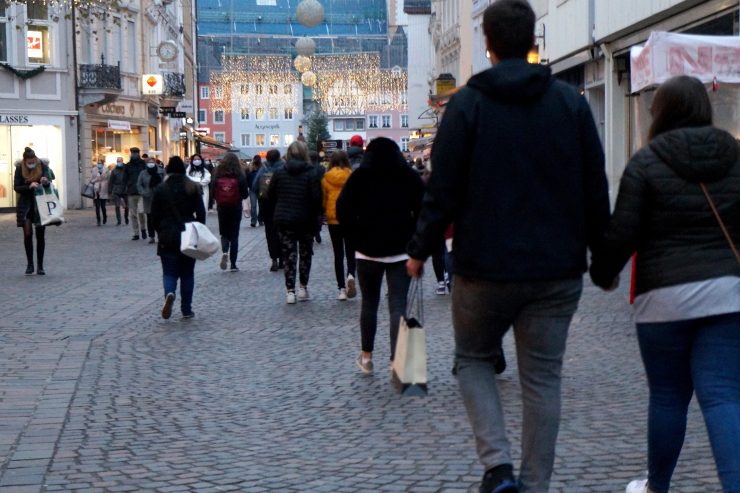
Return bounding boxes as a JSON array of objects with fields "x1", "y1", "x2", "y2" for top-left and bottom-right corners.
[{"x1": 79, "y1": 59, "x2": 122, "y2": 90}]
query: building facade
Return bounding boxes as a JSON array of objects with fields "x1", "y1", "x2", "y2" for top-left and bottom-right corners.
[
  {"x1": 0, "y1": 2, "x2": 78, "y2": 210},
  {"x1": 404, "y1": 0, "x2": 435, "y2": 130},
  {"x1": 196, "y1": 83, "x2": 233, "y2": 160}
]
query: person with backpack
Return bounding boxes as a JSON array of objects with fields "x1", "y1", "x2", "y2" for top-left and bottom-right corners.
[
  {"x1": 267, "y1": 141, "x2": 322, "y2": 304},
  {"x1": 213, "y1": 153, "x2": 249, "y2": 272},
  {"x1": 254, "y1": 149, "x2": 284, "y2": 271}
]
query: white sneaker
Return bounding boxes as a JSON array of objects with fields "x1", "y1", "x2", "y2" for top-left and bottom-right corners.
[
  {"x1": 337, "y1": 288, "x2": 347, "y2": 301},
  {"x1": 436, "y1": 281, "x2": 447, "y2": 295},
  {"x1": 297, "y1": 286, "x2": 309, "y2": 301},
  {"x1": 625, "y1": 479, "x2": 648, "y2": 493},
  {"x1": 286, "y1": 291, "x2": 296, "y2": 304},
  {"x1": 346, "y1": 274, "x2": 357, "y2": 298}
]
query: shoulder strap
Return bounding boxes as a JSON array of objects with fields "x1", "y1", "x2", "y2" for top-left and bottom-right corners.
[{"x1": 700, "y1": 182, "x2": 740, "y2": 265}]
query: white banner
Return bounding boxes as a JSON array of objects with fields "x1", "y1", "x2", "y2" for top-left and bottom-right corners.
[
  {"x1": 107, "y1": 120, "x2": 131, "y2": 131},
  {"x1": 631, "y1": 31, "x2": 740, "y2": 93}
]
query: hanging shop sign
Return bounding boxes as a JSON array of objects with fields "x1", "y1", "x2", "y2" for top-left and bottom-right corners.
[
  {"x1": 142, "y1": 74, "x2": 164, "y2": 95},
  {"x1": 631, "y1": 31, "x2": 740, "y2": 93},
  {"x1": 159, "y1": 106, "x2": 176, "y2": 114}
]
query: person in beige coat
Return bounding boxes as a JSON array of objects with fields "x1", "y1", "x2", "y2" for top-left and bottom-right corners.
[{"x1": 90, "y1": 160, "x2": 110, "y2": 226}]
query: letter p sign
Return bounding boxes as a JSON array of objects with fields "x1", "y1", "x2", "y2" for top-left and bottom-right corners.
[{"x1": 46, "y1": 201, "x2": 57, "y2": 215}]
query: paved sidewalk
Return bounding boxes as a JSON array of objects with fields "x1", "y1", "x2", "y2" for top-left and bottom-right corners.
[{"x1": 0, "y1": 210, "x2": 720, "y2": 492}]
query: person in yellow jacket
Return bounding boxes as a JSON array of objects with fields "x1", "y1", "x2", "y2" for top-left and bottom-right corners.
[{"x1": 322, "y1": 150, "x2": 356, "y2": 300}]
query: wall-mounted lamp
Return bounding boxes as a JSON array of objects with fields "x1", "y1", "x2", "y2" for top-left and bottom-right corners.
[{"x1": 185, "y1": 117, "x2": 194, "y2": 124}]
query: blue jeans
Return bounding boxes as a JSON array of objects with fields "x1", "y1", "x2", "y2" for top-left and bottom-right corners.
[
  {"x1": 637, "y1": 312, "x2": 740, "y2": 493},
  {"x1": 160, "y1": 252, "x2": 196, "y2": 315},
  {"x1": 452, "y1": 276, "x2": 583, "y2": 493}
]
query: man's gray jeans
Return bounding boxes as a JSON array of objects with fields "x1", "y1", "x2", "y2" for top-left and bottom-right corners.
[{"x1": 452, "y1": 275, "x2": 583, "y2": 493}]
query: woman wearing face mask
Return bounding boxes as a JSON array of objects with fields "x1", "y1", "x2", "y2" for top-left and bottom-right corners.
[
  {"x1": 91, "y1": 159, "x2": 110, "y2": 226},
  {"x1": 137, "y1": 158, "x2": 163, "y2": 243},
  {"x1": 108, "y1": 157, "x2": 128, "y2": 226},
  {"x1": 187, "y1": 154, "x2": 211, "y2": 214},
  {"x1": 14, "y1": 147, "x2": 55, "y2": 275}
]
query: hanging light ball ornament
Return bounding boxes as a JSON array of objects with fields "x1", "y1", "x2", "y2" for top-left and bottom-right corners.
[
  {"x1": 293, "y1": 55, "x2": 312, "y2": 73},
  {"x1": 295, "y1": 37, "x2": 316, "y2": 57},
  {"x1": 296, "y1": 0, "x2": 325, "y2": 28},
  {"x1": 301, "y1": 71, "x2": 317, "y2": 87}
]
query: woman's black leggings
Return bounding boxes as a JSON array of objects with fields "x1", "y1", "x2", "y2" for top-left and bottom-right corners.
[
  {"x1": 23, "y1": 220, "x2": 45, "y2": 268},
  {"x1": 218, "y1": 205, "x2": 242, "y2": 267}
]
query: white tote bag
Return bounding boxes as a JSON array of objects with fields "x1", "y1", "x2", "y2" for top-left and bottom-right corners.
[
  {"x1": 180, "y1": 221, "x2": 220, "y2": 260},
  {"x1": 35, "y1": 184, "x2": 64, "y2": 226},
  {"x1": 392, "y1": 279, "x2": 428, "y2": 394}
]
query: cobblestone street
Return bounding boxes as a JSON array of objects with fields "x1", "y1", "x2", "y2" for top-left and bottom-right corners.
[{"x1": 0, "y1": 210, "x2": 721, "y2": 493}]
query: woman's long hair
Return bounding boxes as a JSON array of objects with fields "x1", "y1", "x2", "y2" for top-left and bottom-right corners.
[
  {"x1": 648, "y1": 76, "x2": 712, "y2": 141},
  {"x1": 328, "y1": 150, "x2": 350, "y2": 170},
  {"x1": 286, "y1": 141, "x2": 310, "y2": 163},
  {"x1": 214, "y1": 152, "x2": 244, "y2": 179},
  {"x1": 188, "y1": 153, "x2": 206, "y2": 178}
]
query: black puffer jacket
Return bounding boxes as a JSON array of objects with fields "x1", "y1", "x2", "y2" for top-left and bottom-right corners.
[
  {"x1": 267, "y1": 159, "x2": 322, "y2": 232},
  {"x1": 123, "y1": 157, "x2": 147, "y2": 195},
  {"x1": 590, "y1": 126, "x2": 740, "y2": 294},
  {"x1": 150, "y1": 174, "x2": 206, "y2": 255}
]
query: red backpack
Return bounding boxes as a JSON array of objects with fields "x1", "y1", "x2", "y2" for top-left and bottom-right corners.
[{"x1": 215, "y1": 176, "x2": 240, "y2": 206}]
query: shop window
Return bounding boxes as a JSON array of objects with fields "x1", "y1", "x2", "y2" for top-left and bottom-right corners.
[
  {"x1": 214, "y1": 132, "x2": 225, "y2": 143},
  {"x1": 198, "y1": 109, "x2": 206, "y2": 124},
  {"x1": 240, "y1": 134, "x2": 250, "y2": 147},
  {"x1": 283, "y1": 134, "x2": 294, "y2": 146},
  {"x1": 401, "y1": 114, "x2": 409, "y2": 128},
  {"x1": 368, "y1": 115, "x2": 378, "y2": 129},
  {"x1": 200, "y1": 86, "x2": 210, "y2": 99},
  {"x1": 213, "y1": 110, "x2": 224, "y2": 123},
  {"x1": 334, "y1": 120, "x2": 345, "y2": 131},
  {"x1": 269, "y1": 134, "x2": 280, "y2": 146},
  {"x1": 255, "y1": 108, "x2": 265, "y2": 120},
  {"x1": 284, "y1": 108, "x2": 293, "y2": 120},
  {"x1": 382, "y1": 115, "x2": 391, "y2": 128},
  {"x1": 240, "y1": 107, "x2": 250, "y2": 121},
  {"x1": 400, "y1": 137, "x2": 409, "y2": 152},
  {"x1": 26, "y1": 3, "x2": 51, "y2": 65},
  {"x1": 255, "y1": 134, "x2": 265, "y2": 147}
]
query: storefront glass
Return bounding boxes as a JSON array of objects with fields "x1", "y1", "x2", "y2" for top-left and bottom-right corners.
[
  {"x1": 0, "y1": 124, "x2": 63, "y2": 208},
  {"x1": 92, "y1": 126, "x2": 142, "y2": 165}
]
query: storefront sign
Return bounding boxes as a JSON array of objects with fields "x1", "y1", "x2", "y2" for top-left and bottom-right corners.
[
  {"x1": 435, "y1": 73, "x2": 456, "y2": 95},
  {"x1": 170, "y1": 112, "x2": 186, "y2": 118},
  {"x1": 99, "y1": 104, "x2": 127, "y2": 116},
  {"x1": 27, "y1": 31, "x2": 43, "y2": 58},
  {"x1": 631, "y1": 31, "x2": 740, "y2": 93},
  {"x1": 178, "y1": 100, "x2": 194, "y2": 113},
  {"x1": 0, "y1": 114, "x2": 30, "y2": 124},
  {"x1": 107, "y1": 120, "x2": 131, "y2": 131},
  {"x1": 142, "y1": 74, "x2": 164, "y2": 95},
  {"x1": 160, "y1": 107, "x2": 176, "y2": 114},
  {"x1": 255, "y1": 123, "x2": 280, "y2": 130}
]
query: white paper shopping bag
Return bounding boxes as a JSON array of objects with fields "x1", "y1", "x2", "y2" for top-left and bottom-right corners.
[{"x1": 35, "y1": 185, "x2": 64, "y2": 226}]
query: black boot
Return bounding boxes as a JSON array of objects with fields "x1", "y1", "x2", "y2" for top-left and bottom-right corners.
[
  {"x1": 270, "y1": 259, "x2": 279, "y2": 272},
  {"x1": 24, "y1": 234, "x2": 34, "y2": 275},
  {"x1": 277, "y1": 258, "x2": 284, "y2": 270},
  {"x1": 36, "y1": 228, "x2": 45, "y2": 275}
]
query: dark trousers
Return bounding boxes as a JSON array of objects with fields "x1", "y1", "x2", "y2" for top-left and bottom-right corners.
[
  {"x1": 94, "y1": 197, "x2": 107, "y2": 224},
  {"x1": 218, "y1": 205, "x2": 242, "y2": 267},
  {"x1": 278, "y1": 228, "x2": 313, "y2": 291},
  {"x1": 356, "y1": 259, "x2": 410, "y2": 360},
  {"x1": 22, "y1": 221, "x2": 45, "y2": 268},
  {"x1": 262, "y1": 206, "x2": 282, "y2": 261},
  {"x1": 328, "y1": 224, "x2": 356, "y2": 289},
  {"x1": 160, "y1": 252, "x2": 196, "y2": 315},
  {"x1": 637, "y1": 312, "x2": 740, "y2": 493},
  {"x1": 432, "y1": 239, "x2": 447, "y2": 283},
  {"x1": 146, "y1": 213, "x2": 156, "y2": 239},
  {"x1": 113, "y1": 193, "x2": 128, "y2": 224}
]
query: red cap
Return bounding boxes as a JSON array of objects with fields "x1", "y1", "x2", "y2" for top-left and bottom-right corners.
[{"x1": 349, "y1": 135, "x2": 363, "y2": 147}]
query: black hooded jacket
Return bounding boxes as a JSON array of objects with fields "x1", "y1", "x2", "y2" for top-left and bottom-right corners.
[
  {"x1": 590, "y1": 127, "x2": 740, "y2": 295},
  {"x1": 123, "y1": 157, "x2": 147, "y2": 195},
  {"x1": 407, "y1": 59, "x2": 610, "y2": 281},
  {"x1": 267, "y1": 159, "x2": 322, "y2": 232}
]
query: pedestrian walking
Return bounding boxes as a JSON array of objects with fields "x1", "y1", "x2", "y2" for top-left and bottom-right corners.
[
  {"x1": 310, "y1": 150, "x2": 325, "y2": 244},
  {"x1": 247, "y1": 155, "x2": 262, "y2": 227},
  {"x1": 405, "y1": 2, "x2": 611, "y2": 491},
  {"x1": 267, "y1": 141, "x2": 322, "y2": 304},
  {"x1": 108, "y1": 157, "x2": 128, "y2": 226},
  {"x1": 337, "y1": 137, "x2": 424, "y2": 372},
  {"x1": 14, "y1": 147, "x2": 55, "y2": 275},
  {"x1": 186, "y1": 153, "x2": 211, "y2": 214},
  {"x1": 150, "y1": 156, "x2": 206, "y2": 320},
  {"x1": 322, "y1": 150, "x2": 356, "y2": 301},
  {"x1": 254, "y1": 149, "x2": 285, "y2": 271},
  {"x1": 348, "y1": 134, "x2": 364, "y2": 170},
  {"x1": 589, "y1": 76, "x2": 740, "y2": 493},
  {"x1": 137, "y1": 157, "x2": 163, "y2": 244},
  {"x1": 213, "y1": 153, "x2": 249, "y2": 272},
  {"x1": 123, "y1": 147, "x2": 147, "y2": 240},
  {"x1": 91, "y1": 159, "x2": 110, "y2": 226}
]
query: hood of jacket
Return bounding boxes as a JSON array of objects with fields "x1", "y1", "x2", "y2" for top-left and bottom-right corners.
[
  {"x1": 348, "y1": 146, "x2": 363, "y2": 159},
  {"x1": 285, "y1": 159, "x2": 310, "y2": 175},
  {"x1": 467, "y1": 59, "x2": 553, "y2": 104},
  {"x1": 649, "y1": 126, "x2": 738, "y2": 183},
  {"x1": 324, "y1": 167, "x2": 351, "y2": 188}
]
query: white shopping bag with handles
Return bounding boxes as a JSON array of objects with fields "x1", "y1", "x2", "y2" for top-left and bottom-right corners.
[
  {"x1": 392, "y1": 278, "x2": 427, "y2": 396},
  {"x1": 35, "y1": 184, "x2": 64, "y2": 226},
  {"x1": 180, "y1": 221, "x2": 220, "y2": 260}
]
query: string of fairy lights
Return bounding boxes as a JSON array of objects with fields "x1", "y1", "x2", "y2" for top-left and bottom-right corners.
[
  {"x1": 208, "y1": 0, "x2": 408, "y2": 116},
  {"x1": 4, "y1": 0, "x2": 111, "y2": 8}
]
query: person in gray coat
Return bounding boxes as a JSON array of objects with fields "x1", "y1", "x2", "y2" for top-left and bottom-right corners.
[{"x1": 137, "y1": 157, "x2": 163, "y2": 243}]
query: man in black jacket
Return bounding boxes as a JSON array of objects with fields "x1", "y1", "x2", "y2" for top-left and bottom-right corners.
[
  {"x1": 406, "y1": 1, "x2": 610, "y2": 492},
  {"x1": 123, "y1": 147, "x2": 147, "y2": 240}
]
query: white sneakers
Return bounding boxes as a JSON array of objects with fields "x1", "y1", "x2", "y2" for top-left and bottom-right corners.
[
  {"x1": 346, "y1": 274, "x2": 357, "y2": 298},
  {"x1": 337, "y1": 288, "x2": 348, "y2": 301},
  {"x1": 286, "y1": 291, "x2": 296, "y2": 304},
  {"x1": 625, "y1": 479, "x2": 648, "y2": 493},
  {"x1": 297, "y1": 286, "x2": 310, "y2": 302}
]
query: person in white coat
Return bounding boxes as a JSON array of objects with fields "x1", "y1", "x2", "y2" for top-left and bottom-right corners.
[{"x1": 186, "y1": 153, "x2": 211, "y2": 213}]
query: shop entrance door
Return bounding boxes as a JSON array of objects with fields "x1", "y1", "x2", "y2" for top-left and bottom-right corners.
[{"x1": 0, "y1": 126, "x2": 14, "y2": 208}]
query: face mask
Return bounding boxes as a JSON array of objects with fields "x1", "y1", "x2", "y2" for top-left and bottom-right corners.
[
  {"x1": 116, "y1": 163, "x2": 123, "y2": 168},
  {"x1": 147, "y1": 163, "x2": 155, "y2": 169},
  {"x1": 26, "y1": 163, "x2": 37, "y2": 169},
  {"x1": 193, "y1": 160, "x2": 202, "y2": 166},
  {"x1": 97, "y1": 164, "x2": 103, "y2": 169}
]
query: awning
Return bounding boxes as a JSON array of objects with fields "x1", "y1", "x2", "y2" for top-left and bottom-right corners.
[
  {"x1": 190, "y1": 130, "x2": 235, "y2": 151},
  {"x1": 630, "y1": 31, "x2": 740, "y2": 93}
]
